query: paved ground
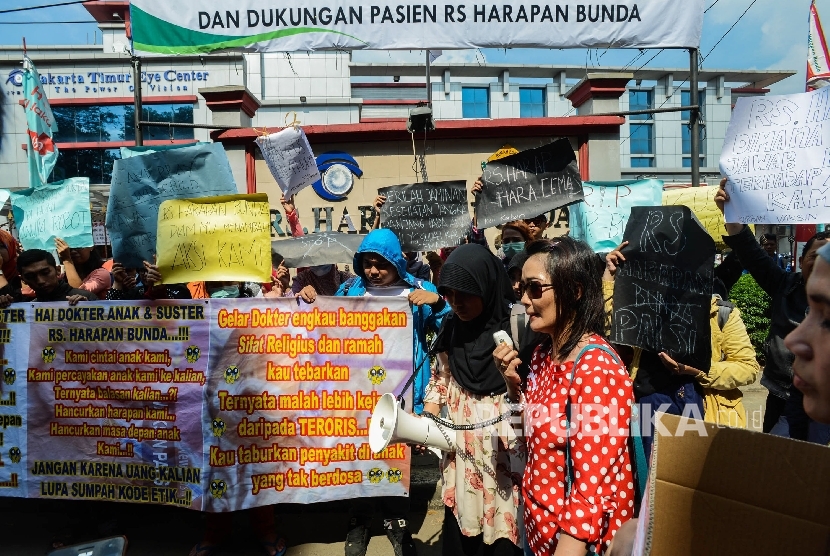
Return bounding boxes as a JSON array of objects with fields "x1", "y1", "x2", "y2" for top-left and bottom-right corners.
[{"x1": 3, "y1": 379, "x2": 772, "y2": 556}]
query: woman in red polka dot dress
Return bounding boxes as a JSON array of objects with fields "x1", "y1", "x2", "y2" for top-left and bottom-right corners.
[{"x1": 494, "y1": 238, "x2": 635, "y2": 556}]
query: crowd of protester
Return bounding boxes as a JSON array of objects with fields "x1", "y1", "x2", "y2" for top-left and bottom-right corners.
[{"x1": 4, "y1": 175, "x2": 830, "y2": 556}]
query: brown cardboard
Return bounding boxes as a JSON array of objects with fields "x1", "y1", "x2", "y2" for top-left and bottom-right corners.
[{"x1": 638, "y1": 413, "x2": 830, "y2": 555}]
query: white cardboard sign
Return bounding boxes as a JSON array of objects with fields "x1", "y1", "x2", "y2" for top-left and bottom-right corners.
[
  {"x1": 720, "y1": 87, "x2": 830, "y2": 224},
  {"x1": 255, "y1": 127, "x2": 321, "y2": 199}
]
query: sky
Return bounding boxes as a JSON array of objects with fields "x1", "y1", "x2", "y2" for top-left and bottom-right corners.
[{"x1": 0, "y1": 0, "x2": 825, "y2": 93}]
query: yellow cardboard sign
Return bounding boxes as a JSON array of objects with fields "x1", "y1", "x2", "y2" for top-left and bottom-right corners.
[
  {"x1": 662, "y1": 186, "x2": 753, "y2": 248},
  {"x1": 157, "y1": 193, "x2": 272, "y2": 284},
  {"x1": 487, "y1": 144, "x2": 519, "y2": 162}
]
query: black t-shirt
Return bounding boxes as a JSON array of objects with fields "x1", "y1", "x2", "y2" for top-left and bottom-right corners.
[{"x1": 35, "y1": 281, "x2": 98, "y2": 302}]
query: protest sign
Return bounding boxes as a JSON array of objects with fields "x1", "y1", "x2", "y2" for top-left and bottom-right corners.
[
  {"x1": 378, "y1": 181, "x2": 469, "y2": 251},
  {"x1": 11, "y1": 177, "x2": 93, "y2": 250},
  {"x1": 476, "y1": 139, "x2": 583, "y2": 229},
  {"x1": 156, "y1": 194, "x2": 272, "y2": 284},
  {"x1": 0, "y1": 297, "x2": 413, "y2": 509},
  {"x1": 273, "y1": 232, "x2": 366, "y2": 267},
  {"x1": 204, "y1": 297, "x2": 412, "y2": 509},
  {"x1": 120, "y1": 142, "x2": 204, "y2": 159},
  {"x1": 612, "y1": 206, "x2": 715, "y2": 371},
  {"x1": 92, "y1": 222, "x2": 109, "y2": 246},
  {"x1": 720, "y1": 86, "x2": 830, "y2": 224},
  {"x1": 633, "y1": 414, "x2": 830, "y2": 556},
  {"x1": 256, "y1": 127, "x2": 320, "y2": 199},
  {"x1": 130, "y1": 0, "x2": 705, "y2": 55},
  {"x1": 570, "y1": 179, "x2": 664, "y2": 252},
  {"x1": 1, "y1": 300, "x2": 209, "y2": 509},
  {"x1": 662, "y1": 186, "x2": 754, "y2": 249},
  {"x1": 106, "y1": 143, "x2": 238, "y2": 268}
]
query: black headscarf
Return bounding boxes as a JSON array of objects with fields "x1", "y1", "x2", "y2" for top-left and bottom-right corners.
[{"x1": 436, "y1": 244, "x2": 516, "y2": 396}]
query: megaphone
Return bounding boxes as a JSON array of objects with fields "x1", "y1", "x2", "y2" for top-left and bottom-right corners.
[{"x1": 369, "y1": 393, "x2": 455, "y2": 453}]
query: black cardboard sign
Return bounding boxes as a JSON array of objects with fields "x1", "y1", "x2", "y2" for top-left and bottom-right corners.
[
  {"x1": 611, "y1": 206, "x2": 715, "y2": 370},
  {"x1": 378, "y1": 180, "x2": 470, "y2": 251},
  {"x1": 272, "y1": 232, "x2": 366, "y2": 267},
  {"x1": 475, "y1": 139, "x2": 583, "y2": 228}
]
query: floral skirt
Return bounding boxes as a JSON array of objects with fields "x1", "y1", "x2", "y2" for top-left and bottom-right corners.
[{"x1": 440, "y1": 375, "x2": 527, "y2": 546}]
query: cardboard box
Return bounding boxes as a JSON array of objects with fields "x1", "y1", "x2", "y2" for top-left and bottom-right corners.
[{"x1": 634, "y1": 413, "x2": 830, "y2": 555}]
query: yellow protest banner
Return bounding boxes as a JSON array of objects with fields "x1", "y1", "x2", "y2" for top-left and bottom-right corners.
[
  {"x1": 662, "y1": 186, "x2": 753, "y2": 249},
  {"x1": 156, "y1": 193, "x2": 272, "y2": 284}
]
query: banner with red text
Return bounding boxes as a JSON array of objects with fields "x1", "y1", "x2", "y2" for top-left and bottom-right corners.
[
  {"x1": 0, "y1": 297, "x2": 413, "y2": 511},
  {"x1": 205, "y1": 297, "x2": 412, "y2": 510}
]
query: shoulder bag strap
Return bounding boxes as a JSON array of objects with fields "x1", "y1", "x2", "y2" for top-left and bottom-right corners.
[{"x1": 565, "y1": 343, "x2": 619, "y2": 497}]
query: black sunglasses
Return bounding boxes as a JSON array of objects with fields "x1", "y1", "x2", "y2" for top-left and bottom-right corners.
[{"x1": 518, "y1": 280, "x2": 554, "y2": 299}]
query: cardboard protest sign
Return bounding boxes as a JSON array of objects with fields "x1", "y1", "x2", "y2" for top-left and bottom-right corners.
[
  {"x1": 11, "y1": 177, "x2": 93, "y2": 250},
  {"x1": 273, "y1": 232, "x2": 366, "y2": 268},
  {"x1": 256, "y1": 127, "x2": 321, "y2": 199},
  {"x1": 378, "y1": 181, "x2": 469, "y2": 251},
  {"x1": 720, "y1": 86, "x2": 830, "y2": 224},
  {"x1": 569, "y1": 179, "x2": 664, "y2": 252},
  {"x1": 0, "y1": 297, "x2": 413, "y2": 510},
  {"x1": 106, "y1": 142, "x2": 238, "y2": 267},
  {"x1": 611, "y1": 206, "x2": 715, "y2": 371},
  {"x1": 662, "y1": 186, "x2": 754, "y2": 248},
  {"x1": 156, "y1": 194, "x2": 272, "y2": 284},
  {"x1": 633, "y1": 413, "x2": 830, "y2": 556},
  {"x1": 476, "y1": 139, "x2": 583, "y2": 229}
]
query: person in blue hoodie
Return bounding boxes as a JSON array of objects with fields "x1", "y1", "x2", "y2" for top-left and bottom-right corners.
[{"x1": 335, "y1": 229, "x2": 450, "y2": 556}]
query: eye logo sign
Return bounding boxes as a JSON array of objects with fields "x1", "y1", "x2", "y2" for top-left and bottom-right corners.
[
  {"x1": 6, "y1": 69, "x2": 24, "y2": 87},
  {"x1": 311, "y1": 151, "x2": 363, "y2": 201}
]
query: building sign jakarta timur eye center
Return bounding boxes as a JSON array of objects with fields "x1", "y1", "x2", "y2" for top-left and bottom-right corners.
[{"x1": 5, "y1": 68, "x2": 211, "y2": 97}]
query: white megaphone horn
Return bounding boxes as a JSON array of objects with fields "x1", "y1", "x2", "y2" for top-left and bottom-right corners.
[{"x1": 369, "y1": 393, "x2": 455, "y2": 453}]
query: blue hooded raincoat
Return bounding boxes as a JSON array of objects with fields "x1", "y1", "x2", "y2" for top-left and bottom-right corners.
[{"x1": 336, "y1": 229, "x2": 450, "y2": 413}]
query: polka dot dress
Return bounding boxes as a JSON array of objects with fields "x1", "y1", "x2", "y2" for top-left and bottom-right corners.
[{"x1": 522, "y1": 335, "x2": 635, "y2": 556}]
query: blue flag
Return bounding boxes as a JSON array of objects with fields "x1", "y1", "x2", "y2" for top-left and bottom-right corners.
[{"x1": 22, "y1": 57, "x2": 59, "y2": 188}]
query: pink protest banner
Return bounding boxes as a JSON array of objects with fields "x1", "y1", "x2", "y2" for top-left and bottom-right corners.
[
  {"x1": 1, "y1": 300, "x2": 209, "y2": 509},
  {"x1": 0, "y1": 297, "x2": 413, "y2": 511},
  {"x1": 204, "y1": 296, "x2": 413, "y2": 510}
]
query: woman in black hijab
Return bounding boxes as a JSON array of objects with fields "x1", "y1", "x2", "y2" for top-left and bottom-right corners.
[{"x1": 423, "y1": 244, "x2": 525, "y2": 556}]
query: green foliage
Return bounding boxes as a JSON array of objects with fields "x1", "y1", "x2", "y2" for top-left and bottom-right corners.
[{"x1": 729, "y1": 274, "x2": 771, "y2": 363}]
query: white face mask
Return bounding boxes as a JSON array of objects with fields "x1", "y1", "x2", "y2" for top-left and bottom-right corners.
[
  {"x1": 209, "y1": 285, "x2": 240, "y2": 298},
  {"x1": 311, "y1": 265, "x2": 333, "y2": 276}
]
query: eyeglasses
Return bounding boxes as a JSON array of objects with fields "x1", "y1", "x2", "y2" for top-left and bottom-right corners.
[
  {"x1": 523, "y1": 217, "x2": 547, "y2": 227},
  {"x1": 518, "y1": 280, "x2": 554, "y2": 299}
]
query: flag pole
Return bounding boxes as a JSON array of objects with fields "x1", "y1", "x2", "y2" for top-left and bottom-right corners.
[
  {"x1": 132, "y1": 56, "x2": 143, "y2": 146},
  {"x1": 689, "y1": 48, "x2": 700, "y2": 188}
]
